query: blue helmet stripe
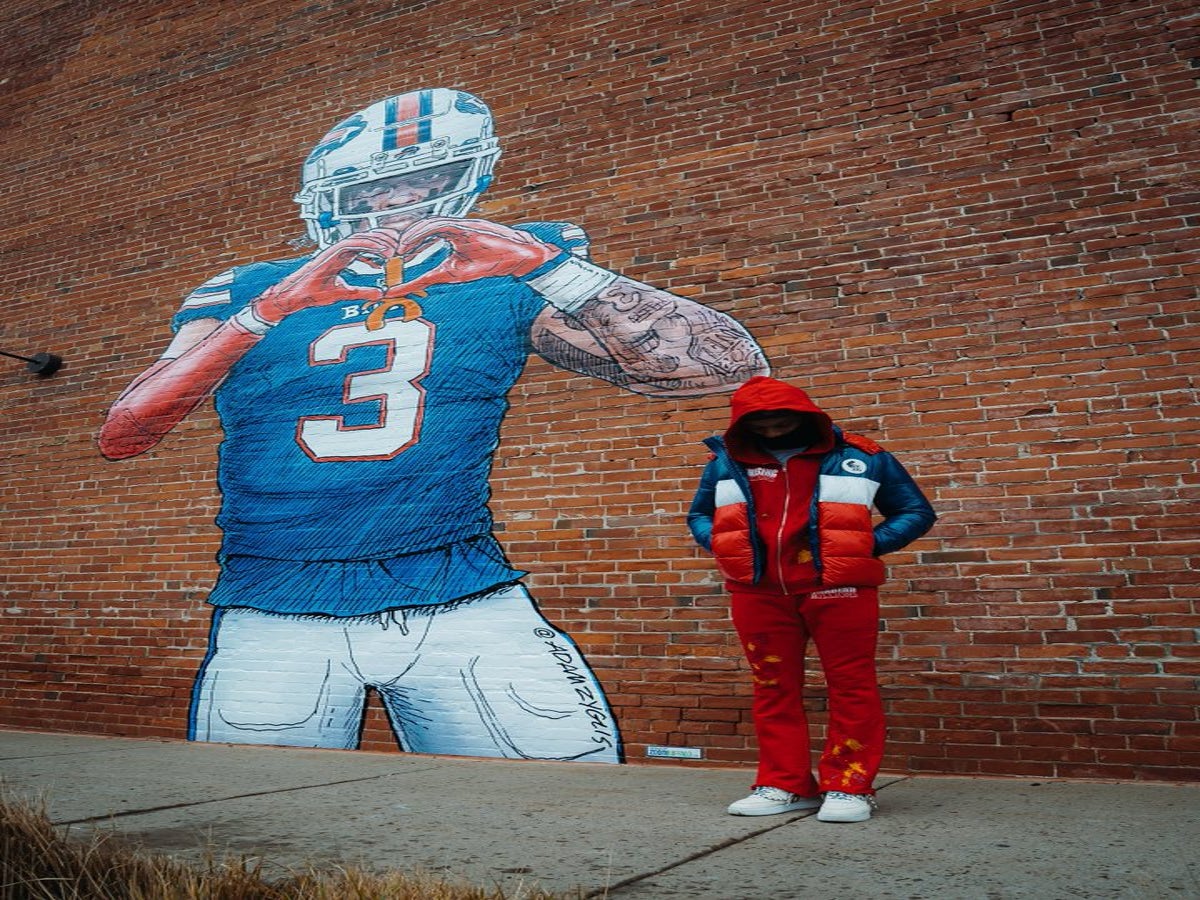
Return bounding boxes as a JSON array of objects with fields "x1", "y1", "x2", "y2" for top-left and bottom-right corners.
[
  {"x1": 417, "y1": 90, "x2": 433, "y2": 143},
  {"x1": 383, "y1": 96, "x2": 399, "y2": 151},
  {"x1": 381, "y1": 91, "x2": 434, "y2": 152}
]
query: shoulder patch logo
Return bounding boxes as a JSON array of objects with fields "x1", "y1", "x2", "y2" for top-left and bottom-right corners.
[{"x1": 841, "y1": 458, "x2": 867, "y2": 475}]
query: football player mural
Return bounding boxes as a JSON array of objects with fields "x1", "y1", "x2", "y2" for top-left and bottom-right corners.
[{"x1": 100, "y1": 88, "x2": 768, "y2": 762}]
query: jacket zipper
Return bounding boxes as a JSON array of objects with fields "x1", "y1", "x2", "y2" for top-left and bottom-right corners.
[{"x1": 775, "y1": 461, "x2": 792, "y2": 593}]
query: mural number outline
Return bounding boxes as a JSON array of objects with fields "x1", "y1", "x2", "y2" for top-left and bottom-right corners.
[{"x1": 296, "y1": 318, "x2": 434, "y2": 462}]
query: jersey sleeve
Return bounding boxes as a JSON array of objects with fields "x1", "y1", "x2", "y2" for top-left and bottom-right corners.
[
  {"x1": 503, "y1": 222, "x2": 599, "y2": 333},
  {"x1": 172, "y1": 268, "x2": 240, "y2": 332},
  {"x1": 171, "y1": 259, "x2": 308, "y2": 332},
  {"x1": 512, "y1": 221, "x2": 594, "y2": 259}
]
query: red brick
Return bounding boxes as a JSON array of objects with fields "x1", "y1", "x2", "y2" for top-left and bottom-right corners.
[{"x1": 0, "y1": 0, "x2": 1196, "y2": 782}]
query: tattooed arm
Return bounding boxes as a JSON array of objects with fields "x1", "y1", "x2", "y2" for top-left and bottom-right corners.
[
  {"x1": 528, "y1": 278, "x2": 768, "y2": 397},
  {"x1": 378, "y1": 217, "x2": 769, "y2": 398}
]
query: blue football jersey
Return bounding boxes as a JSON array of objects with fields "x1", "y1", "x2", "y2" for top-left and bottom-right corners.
[{"x1": 173, "y1": 223, "x2": 589, "y2": 615}]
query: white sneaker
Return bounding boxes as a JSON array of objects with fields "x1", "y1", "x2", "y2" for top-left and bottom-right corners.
[
  {"x1": 817, "y1": 791, "x2": 876, "y2": 822},
  {"x1": 727, "y1": 786, "x2": 822, "y2": 816}
]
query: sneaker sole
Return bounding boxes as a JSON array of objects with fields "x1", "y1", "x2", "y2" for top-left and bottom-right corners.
[
  {"x1": 728, "y1": 800, "x2": 822, "y2": 816},
  {"x1": 816, "y1": 809, "x2": 873, "y2": 823}
]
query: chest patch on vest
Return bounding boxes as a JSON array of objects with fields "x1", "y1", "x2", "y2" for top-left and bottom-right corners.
[
  {"x1": 809, "y1": 587, "x2": 861, "y2": 600},
  {"x1": 747, "y1": 466, "x2": 778, "y2": 480}
]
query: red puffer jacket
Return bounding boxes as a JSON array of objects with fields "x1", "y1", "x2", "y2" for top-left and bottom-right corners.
[{"x1": 687, "y1": 377, "x2": 936, "y2": 592}]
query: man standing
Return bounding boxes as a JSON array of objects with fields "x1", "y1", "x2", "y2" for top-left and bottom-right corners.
[
  {"x1": 100, "y1": 88, "x2": 767, "y2": 762},
  {"x1": 687, "y1": 375, "x2": 935, "y2": 821}
]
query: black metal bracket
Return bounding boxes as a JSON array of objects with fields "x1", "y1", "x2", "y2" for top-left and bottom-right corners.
[{"x1": 0, "y1": 349, "x2": 63, "y2": 377}]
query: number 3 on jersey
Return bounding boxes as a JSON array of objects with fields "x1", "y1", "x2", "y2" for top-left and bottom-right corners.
[{"x1": 296, "y1": 319, "x2": 434, "y2": 462}]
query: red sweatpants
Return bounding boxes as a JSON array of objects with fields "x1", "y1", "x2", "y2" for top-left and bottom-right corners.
[{"x1": 730, "y1": 586, "x2": 884, "y2": 797}]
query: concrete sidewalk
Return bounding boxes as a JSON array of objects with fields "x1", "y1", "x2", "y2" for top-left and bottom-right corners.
[{"x1": 1, "y1": 729, "x2": 1196, "y2": 898}]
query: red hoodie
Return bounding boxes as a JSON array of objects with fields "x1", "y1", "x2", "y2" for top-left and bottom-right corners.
[{"x1": 722, "y1": 377, "x2": 836, "y2": 594}]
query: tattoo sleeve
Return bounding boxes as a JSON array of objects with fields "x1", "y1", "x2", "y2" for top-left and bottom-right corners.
[{"x1": 533, "y1": 276, "x2": 768, "y2": 397}]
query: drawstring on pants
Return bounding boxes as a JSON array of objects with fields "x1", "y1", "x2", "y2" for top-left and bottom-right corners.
[{"x1": 375, "y1": 608, "x2": 409, "y2": 635}]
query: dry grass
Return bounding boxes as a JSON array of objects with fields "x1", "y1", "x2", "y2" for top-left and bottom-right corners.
[{"x1": 1, "y1": 795, "x2": 578, "y2": 900}]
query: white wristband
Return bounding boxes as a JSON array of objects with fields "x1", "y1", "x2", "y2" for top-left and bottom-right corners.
[
  {"x1": 231, "y1": 305, "x2": 275, "y2": 336},
  {"x1": 522, "y1": 255, "x2": 619, "y2": 313}
]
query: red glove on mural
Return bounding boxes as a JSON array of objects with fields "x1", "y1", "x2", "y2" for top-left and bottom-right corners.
[
  {"x1": 380, "y1": 217, "x2": 561, "y2": 298},
  {"x1": 251, "y1": 228, "x2": 403, "y2": 325},
  {"x1": 361, "y1": 217, "x2": 565, "y2": 330}
]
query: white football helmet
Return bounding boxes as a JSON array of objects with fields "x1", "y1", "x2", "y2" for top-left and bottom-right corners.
[{"x1": 295, "y1": 89, "x2": 501, "y2": 248}]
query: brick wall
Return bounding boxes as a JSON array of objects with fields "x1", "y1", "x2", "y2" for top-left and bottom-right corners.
[{"x1": 1, "y1": 0, "x2": 1196, "y2": 780}]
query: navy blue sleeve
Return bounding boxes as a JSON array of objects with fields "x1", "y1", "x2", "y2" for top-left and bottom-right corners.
[
  {"x1": 686, "y1": 458, "x2": 721, "y2": 551},
  {"x1": 871, "y1": 452, "x2": 937, "y2": 556}
]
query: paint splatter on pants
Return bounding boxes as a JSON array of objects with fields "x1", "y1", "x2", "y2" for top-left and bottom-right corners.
[{"x1": 730, "y1": 586, "x2": 883, "y2": 797}]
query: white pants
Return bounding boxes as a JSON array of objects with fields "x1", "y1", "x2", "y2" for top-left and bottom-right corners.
[{"x1": 189, "y1": 584, "x2": 620, "y2": 762}]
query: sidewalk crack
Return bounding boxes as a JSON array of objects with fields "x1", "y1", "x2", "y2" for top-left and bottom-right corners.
[
  {"x1": 50, "y1": 770, "x2": 432, "y2": 826},
  {"x1": 584, "y1": 813, "x2": 814, "y2": 899},
  {"x1": 585, "y1": 778, "x2": 909, "y2": 898}
]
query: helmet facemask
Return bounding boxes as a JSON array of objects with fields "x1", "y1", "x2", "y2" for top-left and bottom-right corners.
[{"x1": 332, "y1": 160, "x2": 477, "y2": 233}]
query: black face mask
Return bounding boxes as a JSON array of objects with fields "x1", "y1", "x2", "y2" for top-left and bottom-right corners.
[{"x1": 758, "y1": 425, "x2": 820, "y2": 450}]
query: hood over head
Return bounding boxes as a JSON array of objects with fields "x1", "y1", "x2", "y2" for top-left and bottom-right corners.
[{"x1": 724, "y1": 376, "x2": 835, "y2": 462}]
